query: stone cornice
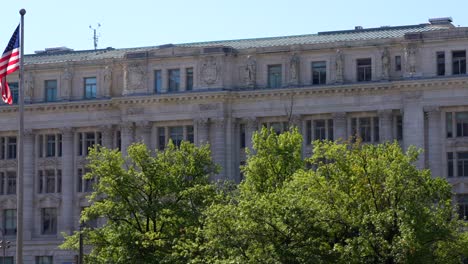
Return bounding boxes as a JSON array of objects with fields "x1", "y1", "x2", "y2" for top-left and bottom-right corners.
[{"x1": 0, "y1": 76, "x2": 467, "y2": 115}]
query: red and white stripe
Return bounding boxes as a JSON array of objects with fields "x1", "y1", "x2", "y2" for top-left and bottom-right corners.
[{"x1": 0, "y1": 47, "x2": 19, "y2": 104}]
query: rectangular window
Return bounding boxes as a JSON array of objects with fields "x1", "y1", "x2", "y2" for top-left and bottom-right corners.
[
  {"x1": 84, "y1": 77, "x2": 97, "y2": 99},
  {"x1": 306, "y1": 120, "x2": 312, "y2": 145},
  {"x1": 457, "y1": 194, "x2": 468, "y2": 221},
  {"x1": 448, "y1": 152, "x2": 454, "y2": 178},
  {"x1": 6, "y1": 172, "x2": 15, "y2": 195},
  {"x1": 457, "y1": 152, "x2": 468, "y2": 177},
  {"x1": 186, "y1": 125, "x2": 194, "y2": 143},
  {"x1": 168, "y1": 69, "x2": 180, "y2": 92},
  {"x1": 1, "y1": 137, "x2": 5, "y2": 159},
  {"x1": 359, "y1": 117, "x2": 372, "y2": 142},
  {"x1": 0, "y1": 172, "x2": 4, "y2": 195},
  {"x1": 351, "y1": 117, "x2": 378, "y2": 142},
  {"x1": 36, "y1": 256, "x2": 53, "y2": 264},
  {"x1": 373, "y1": 117, "x2": 380, "y2": 142},
  {"x1": 58, "y1": 134, "x2": 62, "y2": 157},
  {"x1": 436, "y1": 52, "x2": 445, "y2": 76},
  {"x1": 154, "y1": 70, "x2": 162, "y2": 93},
  {"x1": 44, "y1": 80, "x2": 57, "y2": 102},
  {"x1": 456, "y1": 112, "x2": 468, "y2": 137},
  {"x1": 0, "y1": 257, "x2": 13, "y2": 264},
  {"x1": 357, "y1": 58, "x2": 372, "y2": 82},
  {"x1": 46, "y1": 135, "x2": 56, "y2": 157},
  {"x1": 45, "y1": 170, "x2": 55, "y2": 193},
  {"x1": 8, "y1": 82, "x2": 18, "y2": 105},
  {"x1": 311, "y1": 61, "x2": 326, "y2": 85},
  {"x1": 169, "y1": 126, "x2": 183, "y2": 147},
  {"x1": 78, "y1": 133, "x2": 83, "y2": 156},
  {"x1": 186, "y1": 68, "x2": 194, "y2": 91},
  {"x1": 41, "y1": 208, "x2": 57, "y2": 235},
  {"x1": 240, "y1": 124, "x2": 246, "y2": 148},
  {"x1": 158, "y1": 127, "x2": 166, "y2": 151},
  {"x1": 314, "y1": 120, "x2": 326, "y2": 140},
  {"x1": 447, "y1": 112, "x2": 453, "y2": 138},
  {"x1": 395, "y1": 56, "x2": 402, "y2": 71},
  {"x1": 270, "y1": 122, "x2": 286, "y2": 135},
  {"x1": 7, "y1": 137, "x2": 16, "y2": 159},
  {"x1": 328, "y1": 119, "x2": 334, "y2": 140},
  {"x1": 396, "y1": 115, "x2": 403, "y2": 141},
  {"x1": 268, "y1": 65, "x2": 282, "y2": 88},
  {"x1": 4, "y1": 209, "x2": 16, "y2": 236},
  {"x1": 85, "y1": 132, "x2": 96, "y2": 155},
  {"x1": 452, "y1": 50, "x2": 466, "y2": 75}
]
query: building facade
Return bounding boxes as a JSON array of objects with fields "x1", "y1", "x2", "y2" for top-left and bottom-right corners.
[{"x1": 0, "y1": 17, "x2": 467, "y2": 263}]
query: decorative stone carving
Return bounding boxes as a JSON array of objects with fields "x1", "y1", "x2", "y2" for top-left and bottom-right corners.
[
  {"x1": 126, "y1": 107, "x2": 144, "y2": 115},
  {"x1": 381, "y1": 48, "x2": 390, "y2": 80},
  {"x1": 61, "y1": 67, "x2": 73, "y2": 100},
  {"x1": 201, "y1": 56, "x2": 219, "y2": 85},
  {"x1": 211, "y1": 118, "x2": 225, "y2": 128},
  {"x1": 199, "y1": 103, "x2": 220, "y2": 111},
  {"x1": 244, "y1": 55, "x2": 256, "y2": 88},
  {"x1": 289, "y1": 53, "x2": 300, "y2": 86},
  {"x1": 404, "y1": 44, "x2": 417, "y2": 76},
  {"x1": 332, "y1": 112, "x2": 347, "y2": 121},
  {"x1": 24, "y1": 72, "x2": 33, "y2": 101},
  {"x1": 124, "y1": 63, "x2": 146, "y2": 94},
  {"x1": 195, "y1": 118, "x2": 209, "y2": 129},
  {"x1": 103, "y1": 65, "x2": 112, "y2": 97},
  {"x1": 335, "y1": 49, "x2": 344, "y2": 83}
]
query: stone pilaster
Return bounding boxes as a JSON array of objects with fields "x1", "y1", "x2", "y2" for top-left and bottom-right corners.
[
  {"x1": 402, "y1": 91, "x2": 424, "y2": 168},
  {"x1": 333, "y1": 112, "x2": 347, "y2": 141},
  {"x1": 224, "y1": 117, "x2": 235, "y2": 182},
  {"x1": 194, "y1": 118, "x2": 209, "y2": 146},
  {"x1": 245, "y1": 117, "x2": 258, "y2": 151},
  {"x1": 23, "y1": 129, "x2": 34, "y2": 240},
  {"x1": 210, "y1": 118, "x2": 226, "y2": 181},
  {"x1": 378, "y1": 109, "x2": 393, "y2": 142},
  {"x1": 425, "y1": 106, "x2": 442, "y2": 177},
  {"x1": 60, "y1": 127, "x2": 74, "y2": 236},
  {"x1": 135, "y1": 121, "x2": 152, "y2": 146},
  {"x1": 100, "y1": 125, "x2": 114, "y2": 149},
  {"x1": 120, "y1": 122, "x2": 134, "y2": 156}
]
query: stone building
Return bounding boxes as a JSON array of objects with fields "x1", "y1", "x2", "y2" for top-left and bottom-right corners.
[{"x1": 0, "y1": 17, "x2": 467, "y2": 263}]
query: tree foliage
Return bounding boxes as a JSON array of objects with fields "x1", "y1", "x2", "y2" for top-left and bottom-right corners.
[
  {"x1": 61, "y1": 141, "x2": 219, "y2": 264},
  {"x1": 201, "y1": 128, "x2": 468, "y2": 263}
]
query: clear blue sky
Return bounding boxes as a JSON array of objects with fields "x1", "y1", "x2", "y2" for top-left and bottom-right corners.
[{"x1": 3, "y1": 0, "x2": 468, "y2": 55}]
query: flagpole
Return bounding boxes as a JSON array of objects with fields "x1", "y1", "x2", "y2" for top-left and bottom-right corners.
[{"x1": 16, "y1": 8, "x2": 26, "y2": 264}]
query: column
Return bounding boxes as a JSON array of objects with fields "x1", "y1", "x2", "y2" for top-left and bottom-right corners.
[
  {"x1": 120, "y1": 122, "x2": 134, "y2": 156},
  {"x1": 425, "y1": 106, "x2": 442, "y2": 177},
  {"x1": 135, "y1": 121, "x2": 152, "y2": 147},
  {"x1": 402, "y1": 92, "x2": 424, "y2": 168},
  {"x1": 211, "y1": 118, "x2": 226, "y2": 181},
  {"x1": 333, "y1": 112, "x2": 347, "y2": 141},
  {"x1": 245, "y1": 117, "x2": 258, "y2": 151},
  {"x1": 60, "y1": 127, "x2": 74, "y2": 236},
  {"x1": 23, "y1": 130, "x2": 35, "y2": 240},
  {"x1": 194, "y1": 118, "x2": 209, "y2": 146},
  {"x1": 100, "y1": 125, "x2": 114, "y2": 149},
  {"x1": 225, "y1": 117, "x2": 234, "y2": 182},
  {"x1": 378, "y1": 109, "x2": 393, "y2": 142}
]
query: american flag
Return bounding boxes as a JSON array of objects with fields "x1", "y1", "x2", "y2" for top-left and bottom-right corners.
[{"x1": 0, "y1": 25, "x2": 20, "y2": 105}]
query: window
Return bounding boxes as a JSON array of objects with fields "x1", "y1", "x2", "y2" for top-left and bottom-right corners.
[
  {"x1": 351, "y1": 117, "x2": 379, "y2": 142},
  {"x1": 36, "y1": 256, "x2": 53, "y2": 264},
  {"x1": 240, "y1": 124, "x2": 246, "y2": 149},
  {"x1": 186, "y1": 68, "x2": 194, "y2": 91},
  {"x1": 357, "y1": 58, "x2": 372, "y2": 82},
  {"x1": 84, "y1": 77, "x2": 97, "y2": 99},
  {"x1": 396, "y1": 115, "x2": 403, "y2": 141},
  {"x1": 458, "y1": 194, "x2": 468, "y2": 221},
  {"x1": 77, "y1": 168, "x2": 94, "y2": 193},
  {"x1": 41, "y1": 208, "x2": 57, "y2": 235},
  {"x1": 44, "y1": 80, "x2": 57, "y2": 102},
  {"x1": 312, "y1": 61, "x2": 326, "y2": 85},
  {"x1": 395, "y1": 56, "x2": 402, "y2": 71},
  {"x1": 7, "y1": 137, "x2": 16, "y2": 159},
  {"x1": 436, "y1": 52, "x2": 445, "y2": 76},
  {"x1": 38, "y1": 170, "x2": 61, "y2": 194},
  {"x1": 456, "y1": 112, "x2": 468, "y2": 137},
  {"x1": 169, "y1": 126, "x2": 183, "y2": 146},
  {"x1": 452, "y1": 51, "x2": 466, "y2": 75},
  {"x1": 457, "y1": 152, "x2": 468, "y2": 177},
  {"x1": 0, "y1": 257, "x2": 13, "y2": 264},
  {"x1": 8, "y1": 82, "x2": 18, "y2": 105},
  {"x1": 269, "y1": 122, "x2": 288, "y2": 135},
  {"x1": 158, "y1": 127, "x2": 166, "y2": 151},
  {"x1": 154, "y1": 70, "x2": 162, "y2": 93},
  {"x1": 0, "y1": 138, "x2": 4, "y2": 159},
  {"x1": 6, "y1": 172, "x2": 15, "y2": 195},
  {"x1": 447, "y1": 112, "x2": 453, "y2": 138},
  {"x1": 448, "y1": 152, "x2": 454, "y2": 178},
  {"x1": 187, "y1": 125, "x2": 194, "y2": 143},
  {"x1": 38, "y1": 134, "x2": 62, "y2": 158},
  {"x1": 4, "y1": 209, "x2": 16, "y2": 236},
  {"x1": 268, "y1": 65, "x2": 282, "y2": 88},
  {"x1": 78, "y1": 132, "x2": 102, "y2": 156},
  {"x1": 168, "y1": 69, "x2": 180, "y2": 92}
]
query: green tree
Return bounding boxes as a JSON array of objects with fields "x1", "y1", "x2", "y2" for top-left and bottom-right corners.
[
  {"x1": 202, "y1": 129, "x2": 468, "y2": 263},
  {"x1": 61, "y1": 141, "x2": 219, "y2": 264}
]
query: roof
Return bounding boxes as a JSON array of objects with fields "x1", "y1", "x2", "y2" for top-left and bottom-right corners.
[{"x1": 24, "y1": 23, "x2": 453, "y2": 65}]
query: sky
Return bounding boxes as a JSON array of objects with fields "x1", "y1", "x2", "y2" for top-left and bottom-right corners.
[{"x1": 2, "y1": 0, "x2": 468, "y2": 55}]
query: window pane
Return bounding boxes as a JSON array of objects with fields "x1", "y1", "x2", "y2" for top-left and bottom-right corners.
[
  {"x1": 84, "y1": 77, "x2": 97, "y2": 99},
  {"x1": 169, "y1": 126, "x2": 183, "y2": 146},
  {"x1": 437, "y1": 52, "x2": 445, "y2": 76},
  {"x1": 268, "y1": 65, "x2": 282, "y2": 88},
  {"x1": 158, "y1": 127, "x2": 166, "y2": 150},
  {"x1": 41, "y1": 208, "x2": 57, "y2": 235},
  {"x1": 312, "y1": 61, "x2": 326, "y2": 85},
  {"x1": 6, "y1": 172, "x2": 15, "y2": 195},
  {"x1": 7, "y1": 82, "x2": 18, "y2": 104},
  {"x1": 395, "y1": 56, "x2": 402, "y2": 71},
  {"x1": 168, "y1": 69, "x2": 180, "y2": 92},
  {"x1": 45, "y1": 80, "x2": 57, "y2": 102},
  {"x1": 154, "y1": 70, "x2": 162, "y2": 93},
  {"x1": 7, "y1": 137, "x2": 16, "y2": 159},
  {"x1": 452, "y1": 51, "x2": 466, "y2": 75},
  {"x1": 313, "y1": 120, "x2": 326, "y2": 140},
  {"x1": 448, "y1": 152, "x2": 454, "y2": 178},
  {"x1": 186, "y1": 68, "x2": 193, "y2": 91},
  {"x1": 357, "y1": 58, "x2": 372, "y2": 82},
  {"x1": 4, "y1": 209, "x2": 16, "y2": 236}
]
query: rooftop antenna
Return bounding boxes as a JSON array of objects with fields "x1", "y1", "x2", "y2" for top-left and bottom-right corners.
[{"x1": 89, "y1": 23, "x2": 101, "y2": 50}]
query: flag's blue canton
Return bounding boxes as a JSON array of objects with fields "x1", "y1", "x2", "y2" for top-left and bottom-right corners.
[{"x1": 3, "y1": 26, "x2": 19, "y2": 54}]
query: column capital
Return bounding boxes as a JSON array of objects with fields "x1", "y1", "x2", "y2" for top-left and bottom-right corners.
[
  {"x1": 332, "y1": 112, "x2": 347, "y2": 121},
  {"x1": 424, "y1": 106, "x2": 441, "y2": 119},
  {"x1": 24, "y1": 129, "x2": 34, "y2": 138},
  {"x1": 194, "y1": 118, "x2": 209, "y2": 129},
  {"x1": 211, "y1": 118, "x2": 225, "y2": 128},
  {"x1": 120, "y1": 122, "x2": 134, "y2": 133}
]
